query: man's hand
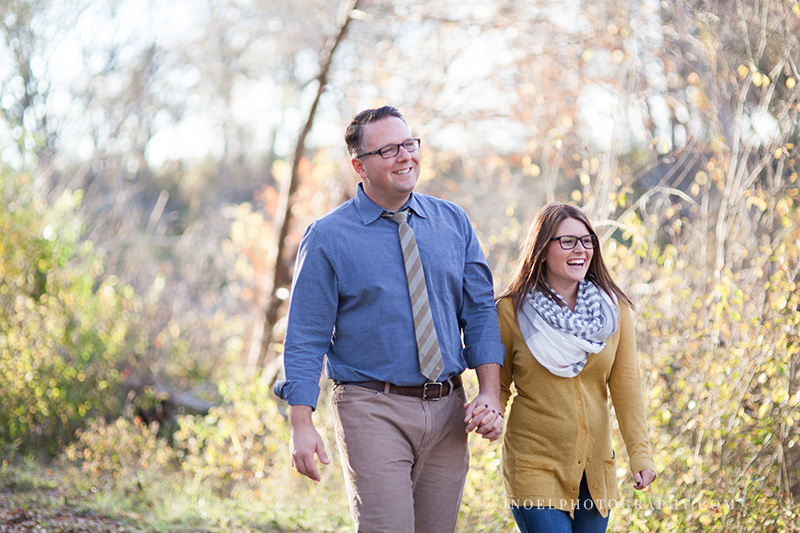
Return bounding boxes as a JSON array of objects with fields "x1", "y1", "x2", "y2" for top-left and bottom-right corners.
[
  {"x1": 463, "y1": 363, "x2": 503, "y2": 442},
  {"x1": 464, "y1": 394, "x2": 504, "y2": 441},
  {"x1": 288, "y1": 405, "x2": 330, "y2": 482}
]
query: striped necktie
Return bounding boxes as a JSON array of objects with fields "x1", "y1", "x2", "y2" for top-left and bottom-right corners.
[{"x1": 382, "y1": 209, "x2": 444, "y2": 382}]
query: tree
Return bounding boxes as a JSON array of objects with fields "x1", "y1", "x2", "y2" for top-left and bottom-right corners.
[{"x1": 250, "y1": 0, "x2": 362, "y2": 377}]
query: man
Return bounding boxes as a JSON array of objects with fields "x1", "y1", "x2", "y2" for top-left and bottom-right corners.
[{"x1": 273, "y1": 105, "x2": 504, "y2": 532}]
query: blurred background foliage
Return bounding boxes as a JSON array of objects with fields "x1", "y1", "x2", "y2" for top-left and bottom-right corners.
[{"x1": 1, "y1": 0, "x2": 799, "y2": 531}]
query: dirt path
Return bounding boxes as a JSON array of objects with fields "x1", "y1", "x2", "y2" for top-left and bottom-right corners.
[{"x1": 0, "y1": 489, "x2": 138, "y2": 533}]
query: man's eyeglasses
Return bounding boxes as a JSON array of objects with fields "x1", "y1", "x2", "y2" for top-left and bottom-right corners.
[
  {"x1": 550, "y1": 234, "x2": 597, "y2": 250},
  {"x1": 356, "y1": 138, "x2": 421, "y2": 159}
]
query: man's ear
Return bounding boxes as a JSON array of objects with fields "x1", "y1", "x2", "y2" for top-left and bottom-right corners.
[{"x1": 351, "y1": 156, "x2": 366, "y2": 178}]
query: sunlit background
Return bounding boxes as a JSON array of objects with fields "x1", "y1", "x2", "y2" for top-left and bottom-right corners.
[{"x1": 1, "y1": 0, "x2": 799, "y2": 531}]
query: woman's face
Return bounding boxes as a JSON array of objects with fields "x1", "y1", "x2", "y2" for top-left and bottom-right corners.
[{"x1": 544, "y1": 217, "x2": 594, "y2": 293}]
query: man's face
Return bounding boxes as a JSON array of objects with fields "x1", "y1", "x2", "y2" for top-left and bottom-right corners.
[{"x1": 351, "y1": 116, "x2": 420, "y2": 211}]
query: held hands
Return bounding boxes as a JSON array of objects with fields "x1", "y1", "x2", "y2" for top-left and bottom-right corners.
[
  {"x1": 633, "y1": 468, "x2": 657, "y2": 490},
  {"x1": 464, "y1": 393, "x2": 504, "y2": 442},
  {"x1": 464, "y1": 363, "x2": 504, "y2": 441}
]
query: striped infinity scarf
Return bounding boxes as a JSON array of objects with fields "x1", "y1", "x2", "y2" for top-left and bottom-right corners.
[{"x1": 518, "y1": 279, "x2": 619, "y2": 377}]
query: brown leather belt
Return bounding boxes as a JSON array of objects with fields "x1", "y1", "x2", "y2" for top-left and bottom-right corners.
[{"x1": 339, "y1": 375, "x2": 462, "y2": 400}]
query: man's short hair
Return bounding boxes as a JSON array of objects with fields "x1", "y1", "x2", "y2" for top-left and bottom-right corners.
[{"x1": 345, "y1": 106, "x2": 406, "y2": 156}]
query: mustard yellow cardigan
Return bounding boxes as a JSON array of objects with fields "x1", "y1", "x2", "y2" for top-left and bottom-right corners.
[{"x1": 497, "y1": 296, "x2": 656, "y2": 518}]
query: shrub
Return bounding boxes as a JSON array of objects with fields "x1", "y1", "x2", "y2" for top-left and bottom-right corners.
[
  {"x1": 603, "y1": 188, "x2": 800, "y2": 532},
  {"x1": 171, "y1": 377, "x2": 285, "y2": 494},
  {"x1": 64, "y1": 417, "x2": 176, "y2": 492},
  {"x1": 0, "y1": 172, "x2": 126, "y2": 456}
]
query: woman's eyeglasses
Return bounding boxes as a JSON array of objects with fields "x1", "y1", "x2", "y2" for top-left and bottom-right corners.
[{"x1": 550, "y1": 234, "x2": 596, "y2": 250}]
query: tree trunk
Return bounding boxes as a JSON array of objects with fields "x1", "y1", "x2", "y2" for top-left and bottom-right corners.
[{"x1": 247, "y1": 0, "x2": 361, "y2": 379}]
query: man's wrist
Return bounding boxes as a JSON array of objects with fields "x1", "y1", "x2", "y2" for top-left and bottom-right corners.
[
  {"x1": 474, "y1": 363, "x2": 501, "y2": 397},
  {"x1": 289, "y1": 404, "x2": 315, "y2": 428}
]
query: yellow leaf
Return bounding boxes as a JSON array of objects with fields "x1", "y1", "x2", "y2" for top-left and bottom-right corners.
[
  {"x1": 737, "y1": 65, "x2": 749, "y2": 79},
  {"x1": 524, "y1": 163, "x2": 541, "y2": 177},
  {"x1": 772, "y1": 388, "x2": 788, "y2": 404},
  {"x1": 747, "y1": 195, "x2": 768, "y2": 212}
]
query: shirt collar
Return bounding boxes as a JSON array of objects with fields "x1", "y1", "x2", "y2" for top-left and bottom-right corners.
[{"x1": 354, "y1": 183, "x2": 428, "y2": 225}]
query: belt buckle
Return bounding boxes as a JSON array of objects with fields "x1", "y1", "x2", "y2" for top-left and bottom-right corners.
[{"x1": 422, "y1": 381, "x2": 444, "y2": 401}]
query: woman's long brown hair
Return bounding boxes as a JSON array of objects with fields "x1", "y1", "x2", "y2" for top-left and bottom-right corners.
[{"x1": 497, "y1": 202, "x2": 632, "y2": 313}]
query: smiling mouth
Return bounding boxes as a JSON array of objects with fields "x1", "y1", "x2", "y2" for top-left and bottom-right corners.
[
  {"x1": 393, "y1": 167, "x2": 412, "y2": 175},
  {"x1": 567, "y1": 259, "x2": 585, "y2": 267}
]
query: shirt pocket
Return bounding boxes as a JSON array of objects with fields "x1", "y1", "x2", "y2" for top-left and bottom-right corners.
[
  {"x1": 418, "y1": 236, "x2": 463, "y2": 287},
  {"x1": 515, "y1": 455, "x2": 555, "y2": 495}
]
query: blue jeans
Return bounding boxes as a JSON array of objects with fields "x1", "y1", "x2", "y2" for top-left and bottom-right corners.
[{"x1": 510, "y1": 475, "x2": 609, "y2": 533}]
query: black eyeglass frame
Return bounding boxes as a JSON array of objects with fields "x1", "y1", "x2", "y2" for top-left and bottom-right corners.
[
  {"x1": 550, "y1": 234, "x2": 597, "y2": 250},
  {"x1": 356, "y1": 138, "x2": 421, "y2": 159}
]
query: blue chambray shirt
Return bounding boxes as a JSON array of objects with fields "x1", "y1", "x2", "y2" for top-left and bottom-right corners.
[{"x1": 273, "y1": 184, "x2": 504, "y2": 409}]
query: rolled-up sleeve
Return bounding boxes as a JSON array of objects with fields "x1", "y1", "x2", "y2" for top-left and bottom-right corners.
[
  {"x1": 272, "y1": 224, "x2": 338, "y2": 409},
  {"x1": 459, "y1": 221, "x2": 504, "y2": 369}
]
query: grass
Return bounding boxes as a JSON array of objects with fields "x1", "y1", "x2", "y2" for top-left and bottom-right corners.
[
  {"x1": 0, "y1": 374, "x2": 515, "y2": 532},
  {"x1": 0, "y1": 460, "x2": 141, "y2": 532},
  {"x1": 0, "y1": 372, "x2": 698, "y2": 532},
  {"x1": 0, "y1": 448, "x2": 513, "y2": 533}
]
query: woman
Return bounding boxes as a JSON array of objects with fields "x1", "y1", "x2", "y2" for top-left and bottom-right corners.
[{"x1": 497, "y1": 203, "x2": 657, "y2": 533}]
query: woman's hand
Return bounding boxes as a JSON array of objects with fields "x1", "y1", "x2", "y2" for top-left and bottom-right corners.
[{"x1": 633, "y1": 468, "x2": 657, "y2": 490}]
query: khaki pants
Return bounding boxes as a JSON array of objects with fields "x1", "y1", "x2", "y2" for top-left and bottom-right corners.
[{"x1": 331, "y1": 383, "x2": 470, "y2": 533}]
